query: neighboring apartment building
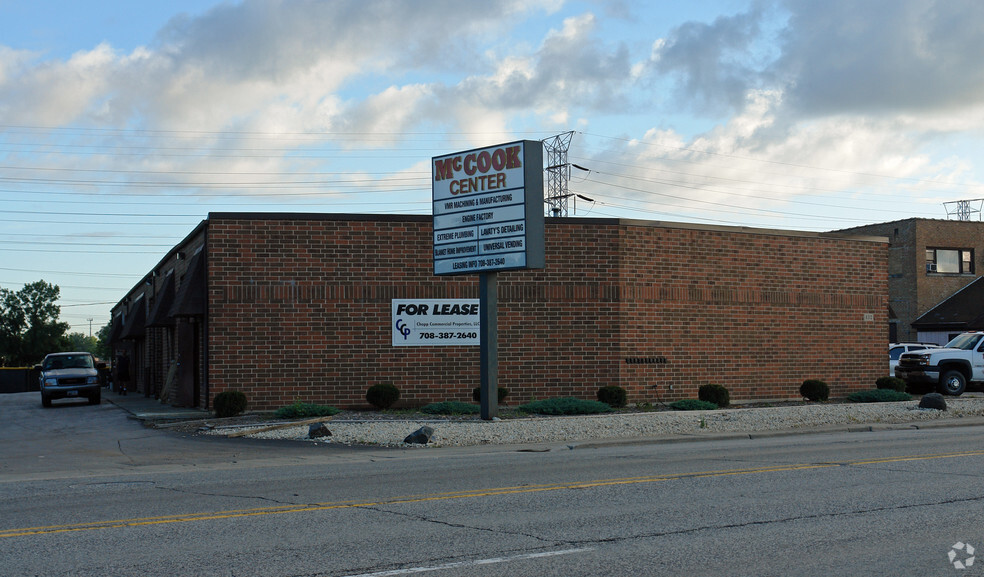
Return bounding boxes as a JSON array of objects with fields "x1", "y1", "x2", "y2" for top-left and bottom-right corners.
[
  {"x1": 835, "y1": 219, "x2": 984, "y2": 343},
  {"x1": 111, "y1": 213, "x2": 888, "y2": 410}
]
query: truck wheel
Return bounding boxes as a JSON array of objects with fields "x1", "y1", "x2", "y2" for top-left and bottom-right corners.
[
  {"x1": 938, "y1": 370, "x2": 967, "y2": 396},
  {"x1": 41, "y1": 394, "x2": 52, "y2": 408}
]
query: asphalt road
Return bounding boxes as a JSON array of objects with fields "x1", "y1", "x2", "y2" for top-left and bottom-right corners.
[{"x1": 3, "y1": 392, "x2": 984, "y2": 576}]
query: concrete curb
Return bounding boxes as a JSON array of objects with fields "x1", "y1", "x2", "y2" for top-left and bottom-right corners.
[
  {"x1": 569, "y1": 416, "x2": 984, "y2": 450},
  {"x1": 103, "y1": 392, "x2": 984, "y2": 450}
]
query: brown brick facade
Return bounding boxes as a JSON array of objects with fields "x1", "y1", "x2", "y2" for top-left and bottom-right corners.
[
  {"x1": 837, "y1": 219, "x2": 984, "y2": 342},
  {"x1": 200, "y1": 214, "x2": 887, "y2": 410}
]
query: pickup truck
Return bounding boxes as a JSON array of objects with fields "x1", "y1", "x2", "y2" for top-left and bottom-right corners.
[
  {"x1": 36, "y1": 351, "x2": 103, "y2": 407},
  {"x1": 895, "y1": 332, "x2": 984, "y2": 395}
]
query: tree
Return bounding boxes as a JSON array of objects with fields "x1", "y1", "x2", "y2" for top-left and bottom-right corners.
[
  {"x1": 66, "y1": 333, "x2": 100, "y2": 354},
  {"x1": 0, "y1": 281, "x2": 70, "y2": 366},
  {"x1": 95, "y1": 321, "x2": 112, "y2": 360}
]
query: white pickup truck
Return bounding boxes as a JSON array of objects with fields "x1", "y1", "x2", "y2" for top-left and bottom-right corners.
[{"x1": 895, "y1": 332, "x2": 984, "y2": 396}]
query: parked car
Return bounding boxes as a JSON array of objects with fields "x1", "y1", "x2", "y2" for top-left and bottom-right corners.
[
  {"x1": 889, "y1": 343, "x2": 939, "y2": 375},
  {"x1": 36, "y1": 352, "x2": 103, "y2": 407}
]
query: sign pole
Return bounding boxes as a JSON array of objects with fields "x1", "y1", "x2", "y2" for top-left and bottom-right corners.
[
  {"x1": 479, "y1": 271, "x2": 498, "y2": 420},
  {"x1": 431, "y1": 140, "x2": 543, "y2": 421}
]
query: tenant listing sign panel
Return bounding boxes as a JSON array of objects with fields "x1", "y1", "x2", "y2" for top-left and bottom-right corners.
[
  {"x1": 392, "y1": 299, "x2": 480, "y2": 346},
  {"x1": 432, "y1": 140, "x2": 544, "y2": 276}
]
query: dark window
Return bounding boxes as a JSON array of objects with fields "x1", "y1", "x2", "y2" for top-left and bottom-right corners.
[{"x1": 926, "y1": 248, "x2": 974, "y2": 274}]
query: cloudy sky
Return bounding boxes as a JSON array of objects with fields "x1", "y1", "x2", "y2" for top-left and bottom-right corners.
[{"x1": 2, "y1": 0, "x2": 984, "y2": 336}]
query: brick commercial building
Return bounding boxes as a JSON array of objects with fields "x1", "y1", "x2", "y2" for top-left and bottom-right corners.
[
  {"x1": 836, "y1": 219, "x2": 984, "y2": 343},
  {"x1": 110, "y1": 213, "x2": 888, "y2": 410}
]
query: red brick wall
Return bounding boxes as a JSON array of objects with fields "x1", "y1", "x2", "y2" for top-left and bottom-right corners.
[
  {"x1": 618, "y1": 224, "x2": 887, "y2": 402},
  {"x1": 206, "y1": 215, "x2": 887, "y2": 410}
]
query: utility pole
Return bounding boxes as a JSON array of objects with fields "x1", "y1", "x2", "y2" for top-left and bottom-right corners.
[{"x1": 88, "y1": 318, "x2": 93, "y2": 337}]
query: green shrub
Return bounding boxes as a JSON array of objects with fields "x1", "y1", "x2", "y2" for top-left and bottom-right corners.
[
  {"x1": 847, "y1": 389, "x2": 912, "y2": 403},
  {"x1": 518, "y1": 397, "x2": 613, "y2": 415},
  {"x1": 471, "y1": 387, "x2": 510, "y2": 403},
  {"x1": 274, "y1": 402, "x2": 340, "y2": 419},
  {"x1": 366, "y1": 383, "x2": 401, "y2": 409},
  {"x1": 669, "y1": 399, "x2": 718, "y2": 411},
  {"x1": 800, "y1": 379, "x2": 830, "y2": 402},
  {"x1": 698, "y1": 384, "x2": 730, "y2": 408},
  {"x1": 596, "y1": 385, "x2": 628, "y2": 408},
  {"x1": 875, "y1": 376, "x2": 907, "y2": 392},
  {"x1": 420, "y1": 401, "x2": 481, "y2": 415},
  {"x1": 214, "y1": 390, "x2": 248, "y2": 418}
]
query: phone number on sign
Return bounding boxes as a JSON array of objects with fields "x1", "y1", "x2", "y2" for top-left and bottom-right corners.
[{"x1": 418, "y1": 332, "x2": 479, "y2": 340}]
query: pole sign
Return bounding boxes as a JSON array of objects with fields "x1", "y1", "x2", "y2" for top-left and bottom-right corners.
[
  {"x1": 392, "y1": 299, "x2": 480, "y2": 346},
  {"x1": 432, "y1": 140, "x2": 544, "y2": 276}
]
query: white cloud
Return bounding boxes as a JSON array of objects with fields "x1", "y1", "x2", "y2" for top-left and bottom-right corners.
[
  {"x1": 2, "y1": 0, "x2": 981, "y2": 220},
  {"x1": 577, "y1": 87, "x2": 973, "y2": 226},
  {"x1": 774, "y1": 0, "x2": 984, "y2": 118},
  {"x1": 0, "y1": 43, "x2": 118, "y2": 125},
  {"x1": 649, "y1": 0, "x2": 984, "y2": 125},
  {"x1": 647, "y1": 8, "x2": 766, "y2": 115},
  {"x1": 0, "y1": 0, "x2": 562, "y2": 131}
]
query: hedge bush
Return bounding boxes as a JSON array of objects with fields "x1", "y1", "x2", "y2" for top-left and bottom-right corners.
[
  {"x1": 274, "y1": 402, "x2": 340, "y2": 419},
  {"x1": 471, "y1": 387, "x2": 510, "y2": 404},
  {"x1": 847, "y1": 389, "x2": 912, "y2": 403},
  {"x1": 800, "y1": 379, "x2": 830, "y2": 402},
  {"x1": 698, "y1": 384, "x2": 730, "y2": 408},
  {"x1": 366, "y1": 383, "x2": 401, "y2": 409},
  {"x1": 420, "y1": 401, "x2": 480, "y2": 415},
  {"x1": 518, "y1": 397, "x2": 613, "y2": 415},
  {"x1": 214, "y1": 390, "x2": 248, "y2": 418},
  {"x1": 875, "y1": 376, "x2": 907, "y2": 392},
  {"x1": 597, "y1": 385, "x2": 628, "y2": 408},
  {"x1": 669, "y1": 399, "x2": 718, "y2": 411}
]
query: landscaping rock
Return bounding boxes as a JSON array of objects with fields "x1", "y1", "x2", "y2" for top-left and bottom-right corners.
[
  {"x1": 308, "y1": 422, "x2": 332, "y2": 438},
  {"x1": 919, "y1": 393, "x2": 947, "y2": 411},
  {"x1": 404, "y1": 426, "x2": 434, "y2": 444}
]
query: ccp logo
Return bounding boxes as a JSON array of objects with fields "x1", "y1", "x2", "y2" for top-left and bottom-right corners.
[
  {"x1": 395, "y1": 319, "x2": 411, "y2": 340},
  {"x1": 949, "y1": 542, "x2": 975, "y2": 570}
]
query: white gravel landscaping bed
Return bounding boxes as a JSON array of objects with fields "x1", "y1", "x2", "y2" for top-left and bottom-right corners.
[{"x1": 203, "y1": 397, "x2": 984, "y2": 448}]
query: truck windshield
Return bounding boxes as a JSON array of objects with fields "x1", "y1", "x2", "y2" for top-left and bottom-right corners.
[
  {"x1": 944, "y1": 334, "x2": 983, "y2": 351},
  {"x1": 43, "y1": 355, "x2": 94, "y2": 370}
]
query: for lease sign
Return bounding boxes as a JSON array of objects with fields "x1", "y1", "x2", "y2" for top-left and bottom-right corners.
[
  {"x1": 432, "y1": 140, "x2": 544, "y2": 276},
  {"x1": 392, "y1": 299, "x2": 480, "y2": 346}
]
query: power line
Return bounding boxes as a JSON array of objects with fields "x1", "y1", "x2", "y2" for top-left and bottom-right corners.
[
  {"x1": 0, "y1": 266, "x2": 139, "y2": 277},
  {"x1": 580, "y1": 131, "x2": 984, "y2": 192}
]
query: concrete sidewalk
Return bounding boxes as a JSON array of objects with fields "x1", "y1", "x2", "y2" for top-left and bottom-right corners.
[{"x1": 102, "y1": 389, "x2": 208, "y2": 421}]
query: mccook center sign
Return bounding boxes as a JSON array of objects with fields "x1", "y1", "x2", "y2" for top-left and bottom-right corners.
[{"x1": 431, "y1": 140, "x2": 544, "y2": 276}]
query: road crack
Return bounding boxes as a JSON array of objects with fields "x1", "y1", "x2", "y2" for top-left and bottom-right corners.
[
  {"x1": 156, "y1": 485, "x2": 305, "y2": 506},
  {"x1": 360, "y1": 504, "x2": 568, "y2": 547}
]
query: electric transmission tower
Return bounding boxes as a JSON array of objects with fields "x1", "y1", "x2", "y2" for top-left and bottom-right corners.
[
  {"x1": 543, "y1": 131, "x2": 575, "y2": 217},
  {"x1": 943, "y1": 199, "x2": 984, "y2": 221}
]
